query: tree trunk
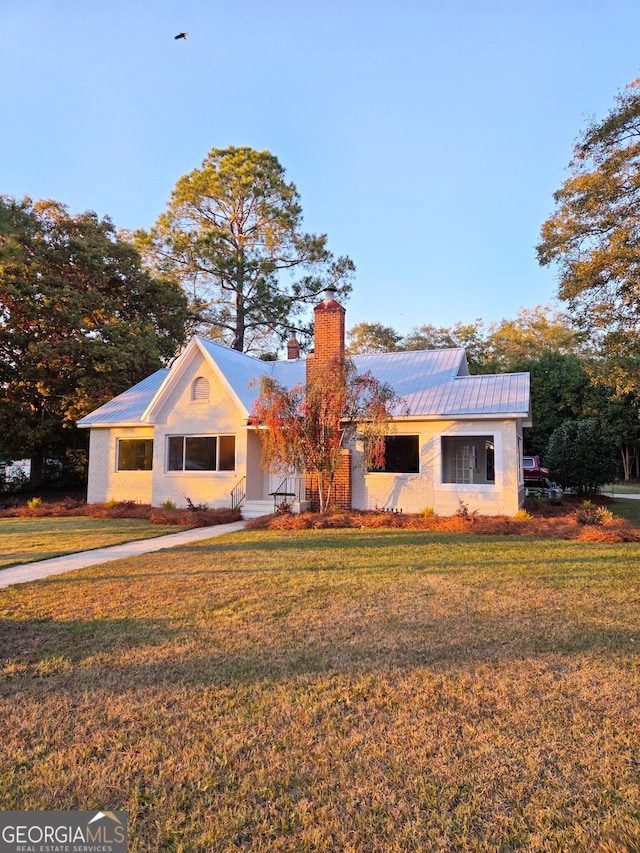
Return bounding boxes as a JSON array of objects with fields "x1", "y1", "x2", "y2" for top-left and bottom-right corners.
[
  {"x1": 233, "y1": 250, "x2": 246, "y2": 351},
  {"x1": 317, "y1": 471, "x2": 326, "y2": 513},
  {"x1": 233, "y1": 296, "x2": 245, "y2": 352},
  {"x1": 314, "y1": 470, "x2": 335, "y2": 513},
  {"x1": 29, "y1": 446, "x2": 45, "y2": 489},
  {"x1": 621, "y1": 444, "x2": 632, "y2": 482}
]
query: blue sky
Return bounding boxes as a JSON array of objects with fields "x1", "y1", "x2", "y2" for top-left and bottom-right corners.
[{"x1": 2, "y1": 0, "x2": 639, "y2": 338}]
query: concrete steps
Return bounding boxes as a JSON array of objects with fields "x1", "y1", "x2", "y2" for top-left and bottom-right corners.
[
  {"x1": 240, "y1": 498, "x2": 311, "y2": 519},
  {"x1": 240, "y1": 500, "x2": 276, "y2": 519}
]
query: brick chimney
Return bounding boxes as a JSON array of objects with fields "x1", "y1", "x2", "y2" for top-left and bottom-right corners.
[
  {"x1": 287, "y1": 334, "x2": 300, "y2": 360},
  {"x1": 304, "y1": 288, "x2": 352, "y2": 511},
  {"x1": 306, "y1": 288, "x2": 345, "y2": 383}
]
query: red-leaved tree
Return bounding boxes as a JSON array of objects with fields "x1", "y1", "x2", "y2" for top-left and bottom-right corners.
[{"x1": 251, "y1": 356, "x2": 397, "y2": 512}]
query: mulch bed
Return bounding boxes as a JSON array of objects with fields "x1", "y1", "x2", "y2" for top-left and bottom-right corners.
[
  {"x1": 1, "y1": 492, "x2": 638, "y2": 541},
  {"x1": 246, "y1": 494, "x2": 640, "y2": 542},
  {"x1": 0, "y1": 496, "x2": 242, "y2": 529}
]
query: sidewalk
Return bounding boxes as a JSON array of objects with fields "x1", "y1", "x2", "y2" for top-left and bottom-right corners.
[{"x1": 0, "y1": 520, "x2": 248, "y2": 589}]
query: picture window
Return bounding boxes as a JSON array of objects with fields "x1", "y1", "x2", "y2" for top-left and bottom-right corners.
[{"x1": 167, "y1": 435, "x2": 235, "y2": 472}]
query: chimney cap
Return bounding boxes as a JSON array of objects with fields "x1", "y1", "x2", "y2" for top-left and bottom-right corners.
[{"x1": 322, "y1": 287, "x2": 338, "y2": 303}]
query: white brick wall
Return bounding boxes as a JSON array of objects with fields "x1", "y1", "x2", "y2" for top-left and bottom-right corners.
[
  {"x1": 150, "y1": 356, "x2": 247, "y2": 508},
  {"x1": 350, "y1": 418, "x2": 525, "y2": 517},
  {"x1": 86, "y1": 427, "x2": 154, "y2": 504}
]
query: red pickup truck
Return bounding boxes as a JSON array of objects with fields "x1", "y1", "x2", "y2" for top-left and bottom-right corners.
[{"x1": 523, "y1": 455, "x2": 550, "y2": 484}]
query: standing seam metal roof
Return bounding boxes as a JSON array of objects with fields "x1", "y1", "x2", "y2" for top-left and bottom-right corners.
[{"x1": 78, "y1": 338, "x2": 529, "y2": 427}]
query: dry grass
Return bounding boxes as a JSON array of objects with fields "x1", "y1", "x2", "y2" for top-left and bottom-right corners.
[
  {"x1": 0, "y1": 516, "x2": 186, "y2": 568},
  {"x1": 1, "y1": 528, "x2": 640, "y2": 850},
  {"x1": 0, "y1": 504, "x2": 241, "y2": 569}
]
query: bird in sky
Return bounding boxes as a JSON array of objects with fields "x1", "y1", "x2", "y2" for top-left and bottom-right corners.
[{"x1": 174, "y1": 32, "x2": 188, "y2": 40}]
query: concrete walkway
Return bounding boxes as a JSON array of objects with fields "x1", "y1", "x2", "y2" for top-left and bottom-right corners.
[{"x1": 0, "y1": 520, "x2": 248, "y2": 589}]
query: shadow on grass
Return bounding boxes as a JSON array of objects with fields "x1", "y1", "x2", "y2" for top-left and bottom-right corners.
[
  {"x1": 2, "y1": 606, "x2": 639, "y2": 698},
  {"x1": 0, "y1": 616, "x2": 181, "y2": 668}
]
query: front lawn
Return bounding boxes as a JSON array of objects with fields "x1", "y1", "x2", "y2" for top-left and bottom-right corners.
[
  {"x1": 1, "y1": 528, "x2": 640, "y2": 851},
  {"x1": 0, "y1": 516, "x2": 183, "y2": 568},
  {"x1": 610, "y1": 496, "x2": 640, "y2": 528}
]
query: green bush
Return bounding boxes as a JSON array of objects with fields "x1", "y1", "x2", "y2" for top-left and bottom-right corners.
[{"x1": 546, "y1": 418, "x2": 617, "y2": 495}]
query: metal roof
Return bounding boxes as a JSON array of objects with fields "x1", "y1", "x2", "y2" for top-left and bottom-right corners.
[
  {"x1": 436, "y1": 372, "x2": 530, "y2": 417},
  {"x1": 77, "y1": 369, "x2": 169, "y2": 427},
  {"x1": 78, "y1": 339, "x2": 529, "y2": 427},
  {"x1": 198, "y1": 338, "x2": 306, "y2": 413}
]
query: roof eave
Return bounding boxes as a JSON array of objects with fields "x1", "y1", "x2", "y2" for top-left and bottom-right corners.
[
  {"x1": 77, "y1": 420, "x2": 148, "y2": 429},
  {"x1": 392, "y1": 411, "x2": 531, "y2": 421}
]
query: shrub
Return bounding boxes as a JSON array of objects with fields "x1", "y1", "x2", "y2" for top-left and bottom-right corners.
[
  {"x1": 455, "y1": 499, "x2": 478, "y2": 522},
  {"x1": 546, "y1": 418, "x2": 617, "y2": 495},
  {"x1": 26, "y1": 497, "x2": 42, "y2": 509},
  {"x1": 186, "y1": 497, "x2": 209, "y2": 512},
  {"x1": 161, "y1": 499, "x2": 177, "y2": 510},
  {"x1": 596, "y1": 506, "x2": 616, "y2": 525},
  {"x1": 575, "y1": 501, "x2": 617, "y2": 526},
  {"x1": 514, "y1": 509, "x2": 532, "y2": 522}
]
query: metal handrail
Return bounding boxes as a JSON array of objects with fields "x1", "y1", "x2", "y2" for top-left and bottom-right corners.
[
  {"x1": 270, "y1": 475, "x2": 306, "y2": 502},
  {"x1": 230, "y1": 475, "x2": 246, "y2": 510}
]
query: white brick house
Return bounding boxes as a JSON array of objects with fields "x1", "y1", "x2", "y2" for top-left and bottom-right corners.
[{"x1": 78, "y1": 292, "x2": 531, "y2": 516}]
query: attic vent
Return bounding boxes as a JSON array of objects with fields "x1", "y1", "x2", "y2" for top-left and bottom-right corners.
[{"x1": 191, "y1": 376, "x2": 210, "y2": 402}]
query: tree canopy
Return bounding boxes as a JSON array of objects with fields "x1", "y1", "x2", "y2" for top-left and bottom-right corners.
[
  {"x1": 0, "y1": 196, "x2": 189, "y2": 485},
  {"x1": 537, "y1": 79, "x2": 640, "y2": 394},
  {"x1": 346, "y1": 322, "x2": 402, "y2": 354},
  {"x1": 508, "y1": 351, "x2": 594, "y2": 455},
  {"x1": 348, "y1": 305, "x2": 583, "y2": 374},
  {"x1": 136, "y1": 146, "x2": 354, "y2": 354},
  {"x1": 486, "y1": 306, "x2": 585, "y2": 371}
]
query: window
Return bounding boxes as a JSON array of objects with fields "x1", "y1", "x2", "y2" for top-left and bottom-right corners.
[
  {"x1": 167, "y1": 435, "x2": 235, "y2": 472},
  {"x1": 191, "y1": 376, "x2": 210, "y2": 401},
  {"x1": 117, "y1": 439, "x2": 153, "y2": 471},
  {"x1": 442, "y1": 435, "x2": 495, "y2": 485},
  {"x1": 368, "y1": 435, "x2": 419, "y2": 473}
]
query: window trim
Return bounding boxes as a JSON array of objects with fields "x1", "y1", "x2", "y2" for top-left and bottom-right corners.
[
  {"x1": 166, "y1": 434, "x2": 236, "y2": 473},
  {"x1": 441, "y1": 433, "x2": 496, "y2": 486}
]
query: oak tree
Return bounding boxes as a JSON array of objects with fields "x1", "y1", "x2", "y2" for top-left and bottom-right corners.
[
  {"x1": 537, "y1": 79, "x2": 640, "y2": 394},
  {"x1": 0, "y1": 196, "x2": 189, "y2": 487}
]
